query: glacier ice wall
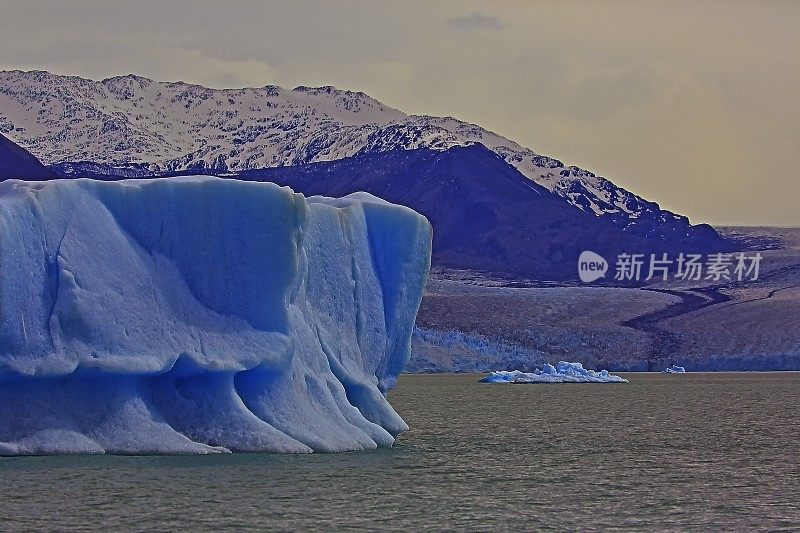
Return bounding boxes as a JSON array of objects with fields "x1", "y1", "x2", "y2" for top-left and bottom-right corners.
[{"x1": 0, "y1": 177, "x2": 431, "y2": 455}]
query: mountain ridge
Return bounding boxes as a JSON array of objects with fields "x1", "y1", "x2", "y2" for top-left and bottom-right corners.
[
  {"x1": 0, "y1": 131, "x2": 56, "y2": 180},
  {"x1": 1, "y1": 69, "x2": 701, "y2": 231},
  {"x1": 237, "y1": 144, "x2": 727, "y2": 279}
]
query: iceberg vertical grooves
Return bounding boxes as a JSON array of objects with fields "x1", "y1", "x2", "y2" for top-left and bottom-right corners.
[
  {"x1": 361, "y1": 200, "x2": 432, "y2": 392},
  {"x1": 0, "y1": 177, "x2": 431, "y2": 455}
]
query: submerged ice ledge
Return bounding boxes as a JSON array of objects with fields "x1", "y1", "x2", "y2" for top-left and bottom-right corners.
[
  {"x1": 479, "y1": 362, "x2": 628, "y2": 384},
  {"x1": 0, "y1": 177, "x2": 432, "y2": 455}
]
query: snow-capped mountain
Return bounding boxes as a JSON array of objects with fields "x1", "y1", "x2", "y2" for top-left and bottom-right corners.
[{"x1": 0, "y1": 70, "x2": 683, "y2": 226}]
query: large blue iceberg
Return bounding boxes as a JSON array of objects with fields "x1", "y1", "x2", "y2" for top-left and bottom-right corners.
[
  {"x1": 479, "y1": 362, "x2": 628, "y2": 384},
  {"x1": 0, "y1": 177, "x2": 431, "y2": 455}
]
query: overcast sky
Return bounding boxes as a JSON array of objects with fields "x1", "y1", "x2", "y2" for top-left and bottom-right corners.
[{"x1": 1, "y1": 0, "x2": 798, "y2": 226}]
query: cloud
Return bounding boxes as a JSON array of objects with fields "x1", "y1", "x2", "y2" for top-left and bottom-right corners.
[{"x1": 447, "y1": 12, "x2": 502, "y2": 31}]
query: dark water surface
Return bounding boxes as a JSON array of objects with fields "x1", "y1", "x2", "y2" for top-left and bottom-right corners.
[{"x1": 1, "y1": 373, "x2": 798, "y2": 531}]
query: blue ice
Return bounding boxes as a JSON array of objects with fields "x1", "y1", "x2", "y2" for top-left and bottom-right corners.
[{"x1": 0, "y1": 177, "x2": 431, "y2": 455}]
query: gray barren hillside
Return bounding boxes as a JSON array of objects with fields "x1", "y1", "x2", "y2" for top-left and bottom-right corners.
[{"x1": 409, "y1": 227, "x2": 800, "y2": 372}]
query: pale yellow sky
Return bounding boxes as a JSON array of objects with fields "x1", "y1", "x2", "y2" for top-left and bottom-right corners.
[{"x1": 1, "y1": 0, "x2": 798, "y2": 226}]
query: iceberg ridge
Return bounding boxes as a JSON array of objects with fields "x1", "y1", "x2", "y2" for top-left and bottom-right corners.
[
  {"x1": 0, "y1": 177, "x2": 431, "y2": 455},
  {"x1": 479, "y1": 362, "x2": 628, "y2": 384}
]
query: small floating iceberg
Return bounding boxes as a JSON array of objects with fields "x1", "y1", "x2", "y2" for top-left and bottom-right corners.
[
  {"x1": 662, "y1": 365, "x2": 687, "y2": 374},
  {"x1": 479, "y1": 362, "x2": 628, "y2": 384}
]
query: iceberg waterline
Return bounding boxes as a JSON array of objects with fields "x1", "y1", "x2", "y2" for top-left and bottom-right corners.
[
  {"x1": 480, "y1": 362, "x2": 628, "y2": 384},
  {"x1": 0, "y1": 177, "x2": 432, "y2": 455}
]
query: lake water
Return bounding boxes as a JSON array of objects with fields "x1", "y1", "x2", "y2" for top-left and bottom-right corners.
[{"x1": 1, "y1": 373, "x2": 798, "y2": 531}]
